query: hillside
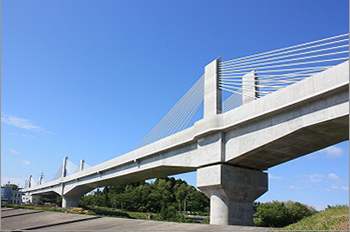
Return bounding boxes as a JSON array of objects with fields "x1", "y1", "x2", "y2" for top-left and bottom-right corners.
[{"x1": 283, "y1": 205, "x2": 349, "y2": 231}]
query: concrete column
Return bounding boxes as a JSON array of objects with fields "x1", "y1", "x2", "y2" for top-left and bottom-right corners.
[
  {"x1": 79, "y1": 159, "x2": 85, "y2": 171},
  {"x1": 62, "y1": 156, "x2": 68, "y2": 178},
  {"x1": 242, "y1": 70, "x2": 259, "y2": 104},
  {"x1": 197, "y1": 164, "x2": 268, "y2": 225},
  {"x1": 62, "y1": 195, "x2": 80, "y2": 208},
  {"x1": 204, "y1": 58, "x2": 222, "y2": 118}
]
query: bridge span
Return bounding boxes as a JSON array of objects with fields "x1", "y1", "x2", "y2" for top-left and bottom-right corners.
[{"x1": 21, "y1": 35, "x2": 349, "y2": 226}]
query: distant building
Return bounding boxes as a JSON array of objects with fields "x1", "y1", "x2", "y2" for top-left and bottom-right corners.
[
  {"x1": 10, "y1": 190, "x2": 22, "y2": 204},
  {"x1": 1, "y1": 188, "x2": 22, "y2": 204},
  {"x1": 1, "y1": 188, "x2": 11, "y2": 203}
]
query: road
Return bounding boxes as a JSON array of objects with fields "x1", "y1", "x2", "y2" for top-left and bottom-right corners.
[{"x1": 1, "y1": 208, "x2": 269, "y2": 231}]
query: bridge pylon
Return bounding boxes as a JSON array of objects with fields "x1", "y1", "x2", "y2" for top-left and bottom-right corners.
[
  {"x1": 79, "y1": 159, "x2": 85, "y2": 171},
  {"x1": 198, "y1": 58, "x2": 267, "y2": 226},
  {"x1": 204, "y1": 57, "x2": 222, "y2": 118},
  {"x1": 62, "y1": 156, "x2": 68, "y2": 178}
]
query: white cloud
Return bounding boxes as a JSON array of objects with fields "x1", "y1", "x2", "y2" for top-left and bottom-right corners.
[
  {"x1": 289, "y1": 185, "x2": 301, "y2": 189},
  {"x1": 289, "y1": 184, "x2": 310, "y2": 190},
  {"x1": 307, "y1": 174, "x2": 323, "y2": 182},
  {"x1": 1, "y1": 113, "x2": 49, "y2": 134},
  {"x1": 21, "y1": 160, "x2": 31, "y2": 165},
  {"x1": 324, "y1": 146, "x2": 344, "y2": 157},
  {"x1": 329, "y1": 185, "x2": 348, "y2": 191},
  {"x1": 8, "y1": 132, "x2": 37, "y2": 139},
  {"x1": 269, "y1": 174, "x2": 282, "y2": 180},
  {"x1": 328, "y1": 173, "x2": 339, "y2": 180},
  {"x1": 8, "y1": 148, "x2": 19, "y2": 156}
]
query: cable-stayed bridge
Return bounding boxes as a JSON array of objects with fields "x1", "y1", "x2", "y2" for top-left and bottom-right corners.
[{"x1": 21, "y1": 34, "x2": 349, "y2": 226}]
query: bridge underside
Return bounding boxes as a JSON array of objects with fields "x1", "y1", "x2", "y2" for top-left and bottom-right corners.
[
  {"x1": 78, "y1": 166, "x2": 196, "y2": 190},
  {"x1": 31, "y1": 191, "x2": 60, "y2": 197},
  {"x1": 228, "y1": 115, "x2": 349, "y2": 170}
]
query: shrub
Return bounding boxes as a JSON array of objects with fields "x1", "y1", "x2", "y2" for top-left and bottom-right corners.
[
  {"x1": 202, "y1": 216, "x2": 210, "y2": 224},
  {"x1": 159, "y1": 205, "x2": 183, "y2": 222},
  {"x1": 255, "y1": 201, "x2": 316, "y2": 227}
]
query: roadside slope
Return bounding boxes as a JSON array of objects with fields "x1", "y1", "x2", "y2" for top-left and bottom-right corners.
[{"x1": 283, "y1": 206, "x2": 349, "y2": 231}]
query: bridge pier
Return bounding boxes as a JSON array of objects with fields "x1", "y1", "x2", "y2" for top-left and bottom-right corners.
[
  {"x1": 197, "y1": 164, "x2": 268, "y2": 225},
  {"x1": 62, "y1": 195, "x2": 80, "y2": 208}
]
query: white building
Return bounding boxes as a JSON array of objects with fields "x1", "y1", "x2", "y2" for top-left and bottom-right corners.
[{"x1": 22, "y1": 195, "x2": 40, "y2": 204}]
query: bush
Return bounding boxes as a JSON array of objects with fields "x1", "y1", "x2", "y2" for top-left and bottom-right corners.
[
  {"x1": 285, "y1": 201, "x2": 316, "y2": 222},
  {"x1": 159, "y1": 205, "x2": 184, "y2": 222},
  {"x1": 202, "y1": 216, "x2": 210, "y2": 224},
  {"x1": 255, "y1": 201, "x2": 316, "y2": 227}
]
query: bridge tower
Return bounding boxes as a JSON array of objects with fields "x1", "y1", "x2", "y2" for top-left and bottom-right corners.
[
  {"x1": 204, "y1": 57, "x2": 222, "y2": 117},
  {"x1": 197, "y1": 58, "x2": 268, "y2": 226},
  {"x1": 60, "y1": 156, "x2": 79, "y2": 208},
  {"x1": 28, "y1": 175, "x2": 32, "y2": 188},
  {"x1": 79, "y1": 159, "x2": 85, "y2": 171}
]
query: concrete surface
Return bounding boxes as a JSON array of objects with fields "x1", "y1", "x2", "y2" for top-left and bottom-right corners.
[
  {"x1": 198, "y1": 164, "x2": 268, "y2": 225},
  {"x1": 1, "y1": 208, "x2": 270, "y2": 231},
  {"x1": 204, "y1": 57, "x2": 222, "y2": 118},
  {"x1": 1, "y1": 208, "x2": 97, "y2": 230}
]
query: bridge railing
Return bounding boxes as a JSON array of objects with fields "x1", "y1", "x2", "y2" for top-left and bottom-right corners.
[{"x1": 220, "y1": 33, "x2": 349, "y2": 112}]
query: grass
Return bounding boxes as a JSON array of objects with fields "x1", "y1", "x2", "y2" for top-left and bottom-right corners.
[
  {"x1": 282, "y1": 205, "x2": 349, "y2": 231},
  {"x1": 4, "y1": 204, "x2": 160, "y2": 221},
  {"x1": 83, "y1": 205, "x2": 161, "y2": 220},
  {"x1": 3, "y1": 204, "x2": 66, "y2": 213}
]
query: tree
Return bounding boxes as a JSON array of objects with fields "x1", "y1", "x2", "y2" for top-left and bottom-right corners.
[
  {"x1": 285, "y1": 200, "x2": 316, "y2": 222},
  {"x1": 174, "y1": 182, "x2": 187, "y2": 212},
  {"x1": 2, "y1": 183, "x2": 19, "y2": 190},
  {"x1": 103, "y1": 186, "x2": 110, "y2": 207},
  {"x1": 159, "y1": 204, "x2": 183, "y2": 222},
  {"x1": 79, "y1": 177, "x2": 210, "y2": 218},
  {"x1": 255, "y1": 201, "x2": 316, "y2": 227}
]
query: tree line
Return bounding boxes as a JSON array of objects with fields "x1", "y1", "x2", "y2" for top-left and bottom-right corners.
[
  {"x1": 79, "y1": 177, "x2": 210, "y2": 214},
  {"x1": 3, "y1": 178, "x2": 317, "y2": 226}
]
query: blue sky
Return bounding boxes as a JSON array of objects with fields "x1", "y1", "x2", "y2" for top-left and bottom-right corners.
[{"x1": 1, "y1": 0, "x2": 348, "y2": 210}]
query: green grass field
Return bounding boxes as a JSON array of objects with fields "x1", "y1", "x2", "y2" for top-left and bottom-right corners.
[
  {"x1": 282, "y1": 205, "x2": 349, "y2": 231},
  {"x1": 3, "y1": 204, "x2": 161, "y2": 220}
]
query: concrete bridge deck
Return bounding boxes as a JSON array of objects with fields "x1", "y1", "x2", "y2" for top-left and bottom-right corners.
[
  {"x1": 22, "y1": 61, "x2": 349, "y2": 196},
  {"x1": 20, "y1": 46, "x2": 349, "y2": 226}
]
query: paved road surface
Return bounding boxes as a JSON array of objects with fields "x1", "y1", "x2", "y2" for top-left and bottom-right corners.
[{"x1": 1, "y1": 208, "x2": 270, "y2": 231}]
